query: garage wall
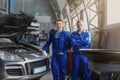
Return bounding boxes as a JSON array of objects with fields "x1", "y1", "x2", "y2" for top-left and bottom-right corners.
[
  {"x1": 103, "y1": 23, "x2": 120, "y2": 49},
  {"x1": 106, "y1": 0, "x2": 120, "y2": 25},
  {"x1": 14, "y1": 0, "x2": 56, "y2": 22},
  {"x1": 102, "y1": 0, "x2": 120, "y2": 50},
  {"x1": 0, "y1": 0, "x2": 3, "y2": 8},
  {"x1": 13, "y1": 0, "x2": 56, "y2": 34}
]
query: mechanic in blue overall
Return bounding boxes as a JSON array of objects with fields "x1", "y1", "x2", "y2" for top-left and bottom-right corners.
[
  {"x1": 42, "y1": 19, "x2": 71, "y2": 80},
  {"x1": 20, "y1": 33, "x2": 31, "y2": 44},
  {"x1": 71, "y1": 20, "x2": 91, "y2": 80}
]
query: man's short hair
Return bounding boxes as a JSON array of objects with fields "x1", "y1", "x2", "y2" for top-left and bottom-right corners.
[
  {"x1": 76, "y1": 20, "x2": 83, "y2": 24},
  {"x1": 57, "y1": 19, "x2": 63, "y2": 23}
]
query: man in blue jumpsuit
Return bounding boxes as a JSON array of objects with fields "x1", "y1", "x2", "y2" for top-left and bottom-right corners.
[
  {"x1": 71, "y1": 20, "x2": 91, "y2": 80},
  {"x1": 42, "y1": 19, "x2": 71, "y2": 80}
]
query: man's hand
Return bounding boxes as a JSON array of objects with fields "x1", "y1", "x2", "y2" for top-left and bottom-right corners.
[
  {"x1": 42, "y1": 50, "x2": 48, "y2": 56},
  {"x1": 38, "y1": 48, "x2": 43, "y2": 52}
]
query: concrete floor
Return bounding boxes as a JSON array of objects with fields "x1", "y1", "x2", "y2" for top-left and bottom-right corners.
[
  {"x1": 40, "y1": 70, "x2": 70, "y2": 80},
  {"x1": 40, "y1": 71, "x2": 53, "y2": 80}
]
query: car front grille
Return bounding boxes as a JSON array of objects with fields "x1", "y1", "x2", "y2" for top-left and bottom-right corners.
[
  {"x1": 30, "y1": 60, "x2": 46, "y2": 68},
  {"x1": 6, "y1": 68, "x2": 23, "y2": 76},
  {"x1": 5, "y1": 59, "x2": 49, "y2": 76},
  {"x1": 26, "y1": 59, "x2": 49, "y2": 74},
  {"x1": 5, "y1": 64, "x2": 24, "y2": 76}
]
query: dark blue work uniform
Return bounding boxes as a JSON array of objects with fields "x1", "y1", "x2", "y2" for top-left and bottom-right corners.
[
  {"x1": 71, "y1": 30, "x2": 91, "y2": 80},
  {"x1": 20, "y1": 33, "x2": 25, "y2": 44},
  {"x1": 42, "y1": 30, "x2": 71, "y2": 80}
]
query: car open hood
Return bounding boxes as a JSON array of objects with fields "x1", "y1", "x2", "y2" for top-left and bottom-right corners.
[{"x1": 0, "y1": 12, "x2": 35, "y2": 41}]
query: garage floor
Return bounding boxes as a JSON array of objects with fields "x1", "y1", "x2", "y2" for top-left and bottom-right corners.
[
  {"x1": 40, "y1": 70, "x2": 70, "y2": 80},
  {"x1": 40, "y1": 71, "x2": 53, "y2": 80}
]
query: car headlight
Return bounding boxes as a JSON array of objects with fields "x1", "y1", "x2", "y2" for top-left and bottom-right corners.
[{"x1": 0, "y1": 51, "x2": 24, "y2": 61}]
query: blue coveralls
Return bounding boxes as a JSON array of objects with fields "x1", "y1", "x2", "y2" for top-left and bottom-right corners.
[
  {"x1": 42, "y1": 30, "x2": 71, "y2": 80},
  {"x1": 33, "y1": 35, "x2": 40, "y2": 46},
  {"x1": 21, "y1": 33, "x2": 25, "y2": 44},
  {"x1": 71, "y1": 31, "x2": 91, "y2": 80},
  {"x1": 20, "y1": 34, "x2": 31, "y2": 44}
]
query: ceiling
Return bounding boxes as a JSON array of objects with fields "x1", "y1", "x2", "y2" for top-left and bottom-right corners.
[{"x1": 49, "y1": 0, "x2": 82, "y2": 18}]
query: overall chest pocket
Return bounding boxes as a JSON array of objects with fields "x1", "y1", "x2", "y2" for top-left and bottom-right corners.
[{"x1": 54, "y1": 38, "x2": 60, "y2": 49}]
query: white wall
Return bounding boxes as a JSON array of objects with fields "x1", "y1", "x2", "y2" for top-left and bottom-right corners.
[
  {"x1": 106, "y1": 0, "x2": 120, "y2": 25},
  {"x1": 102, "y1": 0, "x2": 120, "y2": 49}
]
